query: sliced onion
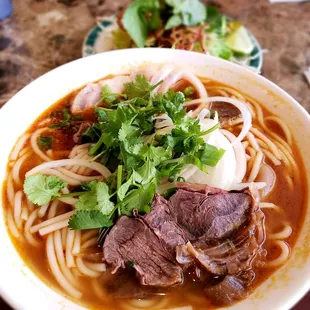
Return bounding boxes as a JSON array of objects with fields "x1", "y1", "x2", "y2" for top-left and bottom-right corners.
[
  {"x1": 184, "y1": 96, "x2": 252, "y2": 145},
  {"x1": 221, "y1": 129, "x2": 247, "y2": 183},
  {"x1": 255, "y1": 162, "x2": 276, "y2": 197},
  {"x1": 150, "y1": 65, "x2": 175, "y2": 92},
  {"x1": 230, "y1": 182, "x2": 266, "y2": 191},
  {"x1": 197, "y1": 108, "x2": 210, "y2": 120},
  {"x1": 159, "y1": 68, "x2": 208, "y2": 101},
  {"x1": 208, "y1": 97, "x2": 251, "y2": 145}
]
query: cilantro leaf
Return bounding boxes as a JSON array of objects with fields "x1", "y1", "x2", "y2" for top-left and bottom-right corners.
[
  {"x1": 75, "y1": 181, "x2": 114, "y2": 215},
  {"x1": 68, "y1": 210, "x2": 113, "y2": 230},
  {"x1": 101, "y1": 85, "x2": 118, "y2": 104},
  {"x1": 119, "y1": 181, "x2": 157, "y2": 216},
  {"x1": 124, "y1": 75, "x2": 153, "y2": 99},
  {"x1": 38, "y1": 136, "x2": 52, "y2": 150},
  {"x1": 23, "y1": 174, "x2": 67, "y2": 205}
]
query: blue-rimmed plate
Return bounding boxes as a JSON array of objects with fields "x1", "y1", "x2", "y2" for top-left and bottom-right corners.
[{"x1": 82, "y1": 16, "x2": 263, "y2": 72}]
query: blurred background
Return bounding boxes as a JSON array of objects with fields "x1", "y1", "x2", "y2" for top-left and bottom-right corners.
[{"x1": 0, "y1": 0, "x2": 310, "y2": 309}]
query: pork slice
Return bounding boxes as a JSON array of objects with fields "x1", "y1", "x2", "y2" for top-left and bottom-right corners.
[
  {"x1": 103, "y1": 216, "x2": 183, "y2": 287},
  {"x1": 71, "y1": 83, "x2": 101, "y2": 113}
]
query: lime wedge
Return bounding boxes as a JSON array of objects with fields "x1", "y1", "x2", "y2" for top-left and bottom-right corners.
[{"x1": 225, "y1": 26, "x2": 254, "y2": 55}]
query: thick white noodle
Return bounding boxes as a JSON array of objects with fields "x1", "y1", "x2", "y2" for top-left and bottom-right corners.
[
  {"x1": 81, "y1": 230, "x2": 98, "y2": 242},
  {"x1": 38, "y1": 204, "x2": 49, "y2": 218},
  {"x1": 24, "y1": 209, "x2": 42, "y2": 247},
  {"x1": 81, "y1": 237, "x2": 98, "y2": 249},
  {"x1": 26, "y1": 159, "x2": 111, "y2": 179},
  {"x1": 12, "y1": 151, "x2": 31, "y2": 186},
  {"x1": 248, "y1": 151, "x2": 264, "y2": 183},
  {"x1": 39, "y1": 219, "x2": 70, "y2": 236},
  {"x1": 30, "y1": 128, "x2": 53, "y2": 162},
  {"x1": 13, "y1": 190, "x2": 23, "y2": 229},
  {"x1": 46, "y1": 233, "x2": 82, "y2": 299},
  {"x1": 269, "y1": 226, "x2": 292, "y2": 239},
  {"x1": 66, "y1": 229, "x2": 76, "y2": 268},
  {"x1": 54, "y1": 230, "x2": 80, "y2": 287},
  {"x1": 10, "y1": 133, "x2": 30, "y2": 161},
  {"x1": 69, "y1": 143, "x2": 92, "y2": 159},
  {"x1": 7, "y1": 209, "x2": 20, "y2": 238},
  {"x1": 30, "y1": 211, "x2": 74, "y2": 234},
  {"x1": 57, "y1": 167, "x2": 102, "y2": 182},
  {"x1": 83, "y1": 261, "x2": 106, "y2": 272},
  {"x1": 6, "y1": 174, "x2": 15, "y2": 207},
  {"x1": 76, "y1": 258, "x2": 101, "y2": 278},
  {"x1": 39, "y1": 168, "x2": 85, "y2": 186},
  {"x1": 250, "y1": 127, "x2": 282, "y2": 160},
  {"x1": 72, "y1": 230, "x2": 81, "y2": 255},
  {"x1": 47, "y1": 200, "x2": 59, "y2": 219},
  {"x1": 264, "y1": 241, "x2": 290, "y2": 268}
]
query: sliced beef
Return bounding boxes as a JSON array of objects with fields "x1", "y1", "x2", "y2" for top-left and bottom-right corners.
[
  {"x1": 169, "y1": 187, "x2": 254, "y2": 240},
  {"x1": 106, "y1": 269, "x2": 166, "y2": 299},
  {"x1": 211, "y1": 101, "x2": 241, "y2": 126},
  {"x1": 103, "y1": 216, "x2": 183, "y2": 287},
  {"x1": 103, "y1": 182, "x2": 265, "y2": 291},
  {"x1": 143, "y1": 194, "x2": 188, "y2": 253},
  {"x1": 204, "y1": 275, "x2": 247, "y2": 306},
  {"x1": 73, "y1": 122, "x2": 91, "y2": 143}
]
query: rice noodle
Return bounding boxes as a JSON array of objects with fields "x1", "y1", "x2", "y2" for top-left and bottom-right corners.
[
  {"x1": 72, "y1": 230, "x2": 81, "y2": 255},
  {"x1": 38, "y1": 204, "x2": 49, "y2": 218},
  {"x1": 10, "y1": 133, "x2": 30, "y2": 161},
  {"x1": 54, "y1": 230, "x2": 80, "y2": 287},
  {"x1": 39, "y1": 219, "x2": 70, "y2": 236},
  {"x1": 46, "y1": 233, "x2": 82, "y2": 299},
  {"x1": 76, "y1": 257, "x2": 101, "y2": 278},
  {"x1": 47, "y1": 200, "x2": 59, "y2": 219},
  {"x1": 30, "y1": 128, "x2": 53, "y2": 162},
  {"x1": 7, "y1": 208, "x2": 20, "y2": 238},
  {"x1": 13, "y1": 191, "x2": 23, "y2": 229},
  {"x1": 26, "y1": 159, "x2": 111, "y2": 179},
  {"x1": 66, "y1": 229, "x2": 76, "y2": 268},
  {"x1": 12, "y1": 151, "x2": 31, "y2": 186},
  {"x1": 269, "y1": 225, "x2": 292, "y2": 239},
  {"x1": 30, "y1": 211, "x2": 74, "y2": 234},
  {"x1": 6, "y1": 173, "x2": 15, "y2": 207},
  {"x1": 264, "y1": 241, "x2": 290, "y2": 268},
  {"x1": 69, "y1": 143, "x2": 92, "y2": 159},
  {"x1": 265, "y1": 116, "x2": 292, "y2": 146},
  {"x1": 250, "y1": 127, "x2": 282, "y2": 161},
  {"x1": 247, "y1": 151, "x2": 264, "y2": 183},
  {"x1": 24, "y1": 209, "x2": 42, "y2": 247}
]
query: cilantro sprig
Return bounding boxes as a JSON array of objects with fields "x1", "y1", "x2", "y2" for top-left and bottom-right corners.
[{"x1": 23, "y1": 74, "x2": 225, "y2": 233}]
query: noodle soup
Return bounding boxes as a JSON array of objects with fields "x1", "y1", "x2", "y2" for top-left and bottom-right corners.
[{"x1": 2, "y1": 62, "x2": 307, "y2": 310}]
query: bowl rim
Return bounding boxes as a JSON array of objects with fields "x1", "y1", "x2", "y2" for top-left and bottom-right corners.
[{"x1": 0, "y1": 48, "x2": 309, "y2": 310}]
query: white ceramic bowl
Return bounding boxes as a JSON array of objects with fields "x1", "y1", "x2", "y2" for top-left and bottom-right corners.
[{"x1": 0, "y1": 49, "x2": 309, "y2": 310}]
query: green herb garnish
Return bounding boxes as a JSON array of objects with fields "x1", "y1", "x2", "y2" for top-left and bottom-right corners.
[
  {"x1": 38, "y1": 136, "x2": 52, "y2": 150},
  {"x1": 23, "y1": 75, "x2": 225, "y2": 232}
]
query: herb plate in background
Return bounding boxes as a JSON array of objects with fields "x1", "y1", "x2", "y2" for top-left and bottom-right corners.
[{"x1": 82, "y1": 16, "x2": 263, "y2": 73}]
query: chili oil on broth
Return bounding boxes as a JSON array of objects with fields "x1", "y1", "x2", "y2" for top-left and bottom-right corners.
[{"x1": 1, "y1": 75, "x2": 307, "y2": 310}]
